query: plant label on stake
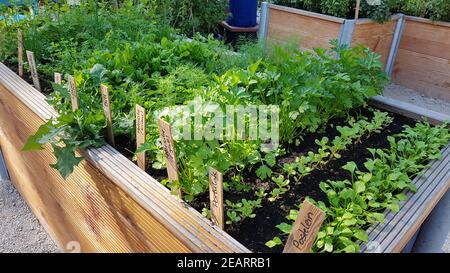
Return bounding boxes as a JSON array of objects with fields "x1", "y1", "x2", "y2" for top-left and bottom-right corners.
[
  {"x1": 283, "y1": 199, "x2": 325, "y2": 253},
  {"x1": 135, "y1": 104, "x2": 146, "y2": 170},
  {"x1": 26, "y1": 50, "x2": 41, "y2": 92},
  {"x1": 54, "y1": 72, "x2": 62, "y2": 84},
  {"x1": 18, "y1": 30, "x2": 23, "y2": 76},
  {"x1": 209, "y1": 167, "x2": 224, "y2": 229},
  {"x1": 68, "y1": 75, "x2": 79, "y2": 111},
  {"x1": 157, "y1": 118, "x2": 181, "y2": 198},
  {"x1": 101, "y1": 84, "x2": 115, "y2": 146}
]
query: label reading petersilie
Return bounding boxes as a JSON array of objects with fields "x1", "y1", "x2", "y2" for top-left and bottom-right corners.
[
  {"x1": 283, "y1": 199, "x2": 325, "y2": 253},
  {"x1": 209, "y1": 168, "x2": 224, "y2": 229},
  {"x1": 26, "y1": 50, "x2": 41, "y2": 92},
  {"x1": 68, "y1": 75, "x2": 79, "y2": 111},
  {"x1": 135, "y1": 104, "x2": 146, "y2": 170},
  {"x1": 18, "y1": 30, "x2": 23, "y2": 76},
  {"x1": 100, "y1": 84, "x2": 115, "y2": 146}
]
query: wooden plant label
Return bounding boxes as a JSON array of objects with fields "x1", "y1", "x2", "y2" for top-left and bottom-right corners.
[
  {"x1": 54, "y1": 72, "x2": 62, "y2": 84},
  {"x1": 157, "y1": 118, "x2": 181, "y2": 197},
  {"x1": 100, "y1": 84, "x2": 115, "y2": 146},
  {"x1": 68, "y1": 75, "x2": 79, "y2": 111},
  {"x1": 283, "y1": 199, "x2": 325, "y2": 253},
  {"x1": 135, "y1": 104, "x2": 146, "y2": 170},
  {"x1": 18, "y1": 30, "x2": 23, "y2": 76},
  {"x1": 209, "y1": 167, "x2": 224, "y2": 229},
  {"x1": 26, "y1": 50, "x2": 41, "y2": 92}
]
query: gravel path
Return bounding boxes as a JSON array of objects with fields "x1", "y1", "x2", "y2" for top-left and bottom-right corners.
[
  {"x1": 0, "y1": 177, "x2": 58, "y2": 253},
  {"x1": 384, "y1": 84, "x2": 450, "y2": 116}
]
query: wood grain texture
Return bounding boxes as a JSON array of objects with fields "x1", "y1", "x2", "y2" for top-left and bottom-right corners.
[
  {"x1": 392, "y1": 17, "x2": 450, "y2": 102},
  {"x1": 283, "y1": 199, "x2": 325, "y2": 253},
  {"x1": 209, "y1": 168, "x2": 224, "y2": 229},
  {"x1": 135, "y1": 104, "x2": 146, "y2": 171},
  {"x1": 267, "y1": 6, "x2": 342, "y2": 50},
  {"x1": 352, "y1": 19, "x2": 397, "y2": 67},
  {"x1": 0, "y1": 63, "x2": 249, "y2": 253}
]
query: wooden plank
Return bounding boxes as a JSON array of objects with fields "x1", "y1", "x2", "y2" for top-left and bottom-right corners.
[
  {"x1": 209, "y1": 168, "x2": 224, "y2": 229},
  {"x1": 352, "y1": 20, "x2": 397, "y2": 66},
  {"x1": 268, "y1": 4, "x2": 345, "y2": 23},
  {"x1": 370, "y1": 95, "x2": 450, "y2": 125},
  {"x1": 283, "y1": 200, "x2": 325, "y2": 253},
  {"x1": 392, "y1": 17, "x2": 450, "y2": 102},
  {"x1": 135, "y1": 104, "x2": 146, "y2": 171},
  {"x1": 267, "y1": 7, "x2": 342, "y2": 50},
  {"x1": 0, "y1": 63, "x2": 250, "y2": 253}
]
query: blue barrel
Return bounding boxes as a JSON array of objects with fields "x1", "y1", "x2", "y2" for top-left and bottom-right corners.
[{"x1": 227, "y1": 0, "x2": 258, "y2": 28}]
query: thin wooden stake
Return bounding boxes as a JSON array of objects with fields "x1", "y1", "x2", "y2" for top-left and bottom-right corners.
[
  {"x1": 355, "y1": 0, "x2": 361, "y2": 20},
  {"x1": 68, "y1": 75, "x2": 79, "y2": 111},
  {"x1": 209, "y1": 167, "x2": 224, "y2": 229},
  {"x1": 135, "y1": 104, "x2": 146, "y2": 171},
  {"x1": 26, "y1": 50, "x2": 41, "y2": 92},
  {"x1": 18, "y1": 30, "x2": 23, "y2": 77},
  {"x1": 100, "y1": 84, "x2": 115, "y2": 146},
  {"x1": 283, "y1": 199, "x2": 326, "y2": 253},
  {"x1": 54, "y1": 72, "x2": 62, "y2": 84},
  {"x1": 157, "y1": 118, "x2": 181, "y2": 198}
]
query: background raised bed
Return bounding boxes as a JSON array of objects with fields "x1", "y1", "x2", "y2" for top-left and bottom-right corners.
[
  {"x1": 260, "y1": 3, "x2": 401, "y2": 69},
  {"x1": 392, "y1": 16, "x2": 450, "y2": 102}
]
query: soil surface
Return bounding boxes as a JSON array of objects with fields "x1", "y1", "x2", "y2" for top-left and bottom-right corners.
[{"x1": 0, "y1": 179, "x2": 58, "y2": 253}]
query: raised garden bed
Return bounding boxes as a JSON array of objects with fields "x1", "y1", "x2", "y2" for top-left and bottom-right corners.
[
  {"x1": 2, "y1": 3, "x2": 450, "y2": 253},
  {"x1": 259, "y1": 3, "x2": 402, "y2": 70},
  {"x1": 1, "y1": 63, "x2": 449, "y2": 252}
]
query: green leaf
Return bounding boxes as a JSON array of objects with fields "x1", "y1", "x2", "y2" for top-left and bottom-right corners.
[
  {"x1": 50, "y1": 143, "x2": 83, "y2": 179},
  {"x1": 264, "y1": 153, "x2": 276, "y2": 167},
  {"x1": 324, "y1": 242, "x2": 333, "y2": 252},
  {"x1": 276, "y1": 222, "x2": 292, "y2": 234},
  {"x1": 342, "y1": 161, "x2": 357, "y2": 174},
  {"x1": 353, "y1": 230, "x2": 368, "y2": 242},
  {"x1": 354, "y1": 181, "x2": 366, "y2": 194},
  {"x1": 256, "y1": 164, "x2": 272, "y2": 180},
  {"x1": 265, "y1": 236, "x2": 282, "y2": 248},
  {"x1": 23, "y1": 121, "x2": 64, "y2": 151}
]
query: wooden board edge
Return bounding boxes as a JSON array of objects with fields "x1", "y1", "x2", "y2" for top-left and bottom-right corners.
[
  {"x1": 404, "y1": 15, "x2": 450, "y2": 28},
  {"x1": 369, "y1": 95, "x2": 450, "y2": 125},
  {"x1": 268, "y1": 3, "x2": 345, "y2": 23}
]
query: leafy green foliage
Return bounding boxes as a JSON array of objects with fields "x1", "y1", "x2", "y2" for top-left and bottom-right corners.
[{"x1": 268, "y1": 122, "x2": 450, "y2": 252}]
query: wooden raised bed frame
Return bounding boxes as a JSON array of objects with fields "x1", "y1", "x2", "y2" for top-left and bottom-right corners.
[{"x1": 0, "y1": 63, "x2": 449, "y2": 253}]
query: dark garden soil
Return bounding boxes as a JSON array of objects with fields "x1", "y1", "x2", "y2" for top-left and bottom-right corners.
[{"x1": 189, "y1": 107, "x2": 417, "y2": 253}]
